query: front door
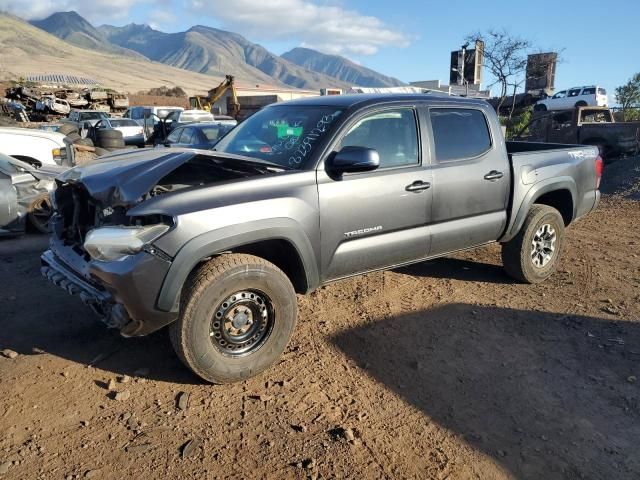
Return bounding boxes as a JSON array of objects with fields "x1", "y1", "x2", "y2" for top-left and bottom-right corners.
[{"x1": 317, "y1": 107, "x2": 433, "y2": 281}]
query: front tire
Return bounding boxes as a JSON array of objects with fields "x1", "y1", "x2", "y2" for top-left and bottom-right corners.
[
  {"x1": 501, "y1": 205, "x2": 565, "y2": 283},
  {"x1": 169, "y1": 254, "x2": 298, "y2": 383}
]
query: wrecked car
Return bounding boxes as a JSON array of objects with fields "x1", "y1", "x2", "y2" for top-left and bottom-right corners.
[
  {"x1": 0, "y1": 153, "x2": 63, "y2": 235},
  {"x1": 41, "y1": 94, "x2": 601, "y2": 384}
]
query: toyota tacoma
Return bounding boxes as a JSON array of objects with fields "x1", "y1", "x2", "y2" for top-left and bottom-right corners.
[{"x1": 41, "y1": 94, "x2": 602, "y2": 383}]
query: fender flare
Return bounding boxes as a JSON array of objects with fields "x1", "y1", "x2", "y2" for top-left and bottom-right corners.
[
  {"x1": 156, "y1": 218, "x2": 319, "y2": 312},
  {"x1": 501, "y1": 177, "x2": 577, "y2": 242}
]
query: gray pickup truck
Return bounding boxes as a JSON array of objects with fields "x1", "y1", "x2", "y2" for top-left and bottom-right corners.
[
  {"x1": 515, "y1": 106, "x2": 640, "y2": 161},
  {"x1": 41, "y1": 94, "x2": 602, "y2": 383}
]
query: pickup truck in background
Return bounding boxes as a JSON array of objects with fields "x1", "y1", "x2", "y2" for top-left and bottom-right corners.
[
  {"x1": 0, "y1": 127, "x2": 73, "y2": 167},
  {"x1": 514, "y1": 106, "x2": 640, "y2": 161},
  {"x1": 41, "y1": 94, "x2": 602, "y2": 384}
]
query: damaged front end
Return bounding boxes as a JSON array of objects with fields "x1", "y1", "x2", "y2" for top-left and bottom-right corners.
[
  {"x1": 40, "y1": 149, "x2": 272, "y2": 336},
  {"x1": 42, "y1": 179, "x2": 177, "y2": 336}
]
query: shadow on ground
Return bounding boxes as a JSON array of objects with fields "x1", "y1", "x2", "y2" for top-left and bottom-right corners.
[
  {"x1": 396, "y1": 256, "x2": 511, "y2": 284},
  {"x1": 331, "y1": 304, "x2": 640, "y2": 480}
]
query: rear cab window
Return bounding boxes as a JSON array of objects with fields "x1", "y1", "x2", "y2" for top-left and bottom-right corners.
[{"x1": 429, "y1": 108, "x2": 492, "y2": 162}]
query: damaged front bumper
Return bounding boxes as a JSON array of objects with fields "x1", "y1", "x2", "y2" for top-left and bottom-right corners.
[{"x1": 40, "y1": 234, "x2": 178, "y2": 337}]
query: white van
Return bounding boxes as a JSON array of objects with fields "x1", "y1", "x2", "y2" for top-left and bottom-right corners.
[{"x1": 534, "y1": 86, "x2": 608, "y2": 111}]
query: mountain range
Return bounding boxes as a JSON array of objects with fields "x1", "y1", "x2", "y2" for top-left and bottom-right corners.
[
  {"x1": 27, "y1": 11, "x2": 404, "y2": 91},
  {"x1": 0, "y1": 14, "x2": 251, "y2": 94}
]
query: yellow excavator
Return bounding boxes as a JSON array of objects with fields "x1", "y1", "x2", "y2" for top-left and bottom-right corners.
[{"x1": 189, "y1": 75, "x2": 240, "y2": 119}]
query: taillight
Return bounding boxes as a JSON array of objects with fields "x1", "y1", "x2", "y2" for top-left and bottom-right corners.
[{"x1": 595, "y1": 155, "x2": 603, "y2": 189}]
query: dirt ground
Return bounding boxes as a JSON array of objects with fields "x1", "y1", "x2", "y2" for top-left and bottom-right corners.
[{"x1": 1, "y1": 158, "x2": 639, "y2": 480}]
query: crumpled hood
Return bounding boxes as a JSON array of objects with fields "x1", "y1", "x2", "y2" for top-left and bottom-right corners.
[
  {"x1": 58, "y1": 149, "x2": 189, "y2": 206},
  {"x1": 57, "y1": 148, "x2": 271, "y2": 207}
]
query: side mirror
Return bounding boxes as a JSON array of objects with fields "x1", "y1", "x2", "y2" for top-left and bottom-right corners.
[{"x1": 328, "y1": 146, "x2": 380, "y2": 174}]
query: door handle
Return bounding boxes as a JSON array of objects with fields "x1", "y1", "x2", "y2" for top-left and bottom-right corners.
[
  {"x1": 484, "y1": 170, "x2": 504, "y2": 181},
  {"x1": 405, "y1": 180, "x2": 431, "y2": 192}
]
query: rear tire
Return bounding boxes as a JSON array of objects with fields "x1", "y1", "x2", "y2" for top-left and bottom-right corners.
[
  {"x1": 534, "y1": 104, "x2": 547, "y2": 112},
  {"x1": 169, "y1": 254, "x2": 298, "y2": 384},
  {"x1": 575, "y1": 101, "x2": 587, "y2": 107},
  {"x1": 96, "y1": 130, "x2": 123, "y2": 141},
  {"x1": 58, "y1": 123, "x2": 78, "y2": 135},
  {"x1": 73, "y1": 137, "x2": 94, "y2": 147},
  {"x1": 65, "y1": 132, "x2": 81, "y2": 142},
  {"x1": 501, "y1": 204, "x2": 565, "y2": 284},
  {"x1": 98, "y1": 138, "x2": 125, "y2": 149}
]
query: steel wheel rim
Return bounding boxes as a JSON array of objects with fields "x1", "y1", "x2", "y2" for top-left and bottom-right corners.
[
  {"x1": 209, "y1": 290, "x2": 274, "y2": 357},
  {"x1": 30, "y1": 196, "x2": 52, "y2": 231},
  {"x1": 531, "y1": 223, "x2": 556, "y2": 268}
]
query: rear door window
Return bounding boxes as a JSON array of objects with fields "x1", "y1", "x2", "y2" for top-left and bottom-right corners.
[
  {"x1": 598, "y1": 88, "x2": 607, "y2": 95},
  {"x1": 166, "y1": 128, "x2": 182, "y2": 143},
  {"x1": 180, "y1": 128, "x2": 196, "y2": 144},
  {"x1": 429, "y1": 108, "x2": 492, "y2": 162},
  {"x1": 568, "y1": 88, "x2": 582, "y2": 97}
]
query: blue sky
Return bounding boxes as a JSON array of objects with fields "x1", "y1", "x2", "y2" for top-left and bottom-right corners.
[{"x1": 3, "y1": 0, "x2": 638, "y2": 97}]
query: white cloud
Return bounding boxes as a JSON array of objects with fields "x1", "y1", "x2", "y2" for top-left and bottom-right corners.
[
  {"x1": 0, "y1": 0, "x2": 147, "y2": 22},
  {"x1": 188, "y1": 0, "x2": 410, "y2": 56}
]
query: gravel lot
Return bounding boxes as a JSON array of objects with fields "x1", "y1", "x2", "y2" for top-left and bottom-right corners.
[{"x1": 1, "y1": 158, "x2": 639, "y2": 479}]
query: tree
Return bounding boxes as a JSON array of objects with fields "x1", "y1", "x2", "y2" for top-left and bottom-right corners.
[
  {"x1": 466, "y1": 29, "x2": 531, "y2": 116},
  {"x1": 615, "y1": 73, "x2": 640, "y2": 121}
]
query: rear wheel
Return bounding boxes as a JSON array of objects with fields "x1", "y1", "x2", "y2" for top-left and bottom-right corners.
[
  {"x1": 501, "y1": 204, "x2": 565, "y2": 283},
  {"x1": 96, "y1": 129, "x2": 123, "y2": 141},
  {"x1": 65, "y1": 132, "x2": 81, "y2": 142},
  {"x1": 534, "y1": 104, "x2": 547, "y2": 112},
  {"x1": 575, "y1": 101, "x2": 588, "y2": 108},
  {"x1": 98, "y1": 138, "x2": 125, "y2": 149},
  {"x1": 169, "y1": 254, "x2": 298, "y2": 383},
  {"x1": 58, "y1": 123, "x2": 78, "y2": 136}
]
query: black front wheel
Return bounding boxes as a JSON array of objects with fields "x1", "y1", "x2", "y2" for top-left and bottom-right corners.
[{"x1": 170, "y1": 254, "x2": 298, "y2": 383}]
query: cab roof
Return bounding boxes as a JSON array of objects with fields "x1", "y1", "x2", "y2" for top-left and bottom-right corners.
[{"x1": 275, "y1": 93, "x2": 489, "y2": 110}]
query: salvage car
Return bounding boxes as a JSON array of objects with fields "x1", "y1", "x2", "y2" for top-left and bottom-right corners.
[
  {"x1": 35, "y1": 96, "x2": 71, "y2": 116},
  {"x1": 161, "y1": 121, "x2": 236, "y2": 149},
  {"x1": 85, "y1": 118, "x2": 146, "y2": 147},
  {"x1": 0, "y1": 127, "x2": 73, "y2": 167},
  {"x1": 0, "y1": 153, "x2": 63, "y2": 235},
  {"x1": 41, "y1": 94, "x2": 602, "y2": 383},
  {"x1": 515, "y1": 106, "x2": 640, "y2": 161},
  {"x1": 63, "y1": 110, "x2": 109, "y2": 131}
]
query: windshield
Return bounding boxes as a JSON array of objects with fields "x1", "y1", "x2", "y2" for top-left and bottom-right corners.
[
  {"x1": 79, "y1": 112, "x2": 107, "y2": 121},
  {"x1": 215, "y1": 105, "x2": 343, "y2": 169}
]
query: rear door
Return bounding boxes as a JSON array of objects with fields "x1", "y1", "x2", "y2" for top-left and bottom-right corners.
[
  {"x1": 426, "y1": 105, "x2": 510, "y2": 255},
  {"x1": 317, "y1": 106, "x2": 433, "y2": 281}
]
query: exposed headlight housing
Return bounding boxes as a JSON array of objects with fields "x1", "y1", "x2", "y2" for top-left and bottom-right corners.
[{"x1": 84, "y1": 224, "x2": 170, "y2": 262}]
